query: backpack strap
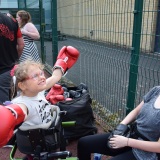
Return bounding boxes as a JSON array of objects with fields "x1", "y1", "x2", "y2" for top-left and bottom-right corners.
[{"x1": 130, "y1": 122, "x2": 150, "y2": 141}]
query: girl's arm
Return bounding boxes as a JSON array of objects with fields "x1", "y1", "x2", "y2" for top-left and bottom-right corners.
[
  {"x1": 128, "y1": 138, "x2": 160, "y2": 153},
  {"x1": 120, "y1": 101, "x2": 144, "y2": 125},
  {"x1": 110, "y1": 135, "x2": 160, "y2": 153},
  {"x1": 22, "y1": 22, "x2": 40, "y2": 40},
  {"x1": 45, "y1": 69, "x2": 63, "y2": 91},
  {"x1": 45, "y1": 46, "x2": 80, "y2": 91}
]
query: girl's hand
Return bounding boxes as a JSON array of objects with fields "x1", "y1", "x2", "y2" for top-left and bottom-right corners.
[{"x1": 109, "y1": 135, "x2": 128, "y2": 149}]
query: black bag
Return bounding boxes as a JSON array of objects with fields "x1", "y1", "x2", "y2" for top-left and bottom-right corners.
[{"x1": 57, "y1": 84, "x2": 97, "y2": 140}]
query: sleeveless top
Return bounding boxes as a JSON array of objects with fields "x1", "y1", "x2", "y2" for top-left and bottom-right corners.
[
  {"x1": 19, "y1": 33, "x2": 41, "y2": 62},
  {"x1": 132, "y1": 86, "x2": 160, "y2": 160}
]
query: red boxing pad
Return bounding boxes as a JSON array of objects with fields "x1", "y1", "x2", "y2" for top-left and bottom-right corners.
[
  {"x1": 0, "y1": 104, "x2": 25, "y2": 147},
  {"x1": 6, "y1": 104, "x2": 25, "y2": 125},
  {"x1": 0, "y1": 105, "x2": 16, "y2": 147}
]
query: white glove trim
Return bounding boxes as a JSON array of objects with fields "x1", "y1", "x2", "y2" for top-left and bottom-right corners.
[{"x1": 5, "y1": 106, "x2": 18, "y2": 119}]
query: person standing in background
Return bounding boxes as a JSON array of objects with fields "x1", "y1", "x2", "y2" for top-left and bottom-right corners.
[
  {"x1": 0, "y1": 12, "x2": 24, "y2": 105},
  {"x1": 16, "y1": 10, "x2": 41, "y2": 62}
]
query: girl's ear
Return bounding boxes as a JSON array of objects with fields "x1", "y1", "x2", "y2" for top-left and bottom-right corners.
[{"x1": 18, "y1": 81, "x2": 26, "y2": 91}]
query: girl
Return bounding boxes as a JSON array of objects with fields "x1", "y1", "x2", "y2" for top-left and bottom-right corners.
[
  {"x1": 78, "y1": 86, "x2": 160, "y2": 160},
  {"x1": 0, "y1": 46, "x2": 80, "y2": 147},
  {"x1": 16, "y1": 10, "x2": 41, "y2": 62}
]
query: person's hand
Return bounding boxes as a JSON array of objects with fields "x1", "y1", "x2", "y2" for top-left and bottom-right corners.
[
  {"x1": 109, "y1": 135, "x2": 129, "y2": 149},
  {"x1": 107, "y1": 123, "x2": 130, "y2": 149}
]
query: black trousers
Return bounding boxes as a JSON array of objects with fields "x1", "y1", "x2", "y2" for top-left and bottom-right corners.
[
  {"x1": 0, "y1": 70, "x2": 12, "y2": 105},
  {"x1": 77, "y1": 133, "x2": 137, "y2": 160}
]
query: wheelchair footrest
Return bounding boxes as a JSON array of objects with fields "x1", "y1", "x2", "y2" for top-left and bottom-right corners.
[
  {"x1": 47, "y1": 151, "x2": 72, "y2": 159},
  {"x1": 58, "y1": 158, "x2": 78, "y2": 160}
]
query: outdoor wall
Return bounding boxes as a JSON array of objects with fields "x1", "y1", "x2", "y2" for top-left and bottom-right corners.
[
  {"x1": 57, "y1": 0, "x2": 159, "y2": 52},
  {"x1": 141, "y1": 1, "x2": 158, "y2": 52}
]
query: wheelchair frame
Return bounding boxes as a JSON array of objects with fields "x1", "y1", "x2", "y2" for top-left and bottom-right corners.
[
  {"x1": 10, "y1": 143, "x2": 78, "y2": 160},
  {"x1": 9, "y1": 121, "x2": 78, "y2": 160}
]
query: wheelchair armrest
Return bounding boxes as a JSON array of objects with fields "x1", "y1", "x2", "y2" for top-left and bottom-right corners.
[{"x1": 62, "y1": 121, "x2": 76, "y2": 127}]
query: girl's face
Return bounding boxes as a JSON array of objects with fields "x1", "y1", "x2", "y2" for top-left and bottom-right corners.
[
  {"x1": 16, "y1": 14, "x2": 21, "y2": 24},
  {"x1": 19, "y1": 65, "x2": 47, "y2": 97}
]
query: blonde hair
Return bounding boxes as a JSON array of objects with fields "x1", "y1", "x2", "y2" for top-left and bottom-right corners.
[
  {"x1": 11, "y1": 60, "x2": 44, "y2": 98},
  {"x1": 17, "y1": 10, "x2": 31, "y2": 28}
]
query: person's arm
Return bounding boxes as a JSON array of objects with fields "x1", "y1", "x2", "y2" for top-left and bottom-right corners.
[
  {"x1": 128, "y1": 137, "x2": 160, "y2": 153},
  {"x1": 107, "y1": 101, "x2": 144, "y2": 149},
  {"x1": 45, "y1": 69, "x2": 63, "y2": 90},
  {"x1": 120, "y1": 101, "x2": 144, "y2": 125},
  {"x1": 16, "y1": 27, "x2": 24, "y2": 57},
  {"x1": 22, "y1": 22, "x2": 40, "y2": 40},
  {"x1": 45, "y1": 46, "x2": 80, "y2": 91},
  {"x1": 110, "y1": 135, "x2": 160, "y2": 153},
  {"x1": 17, "y1": 37, "x2": 24, "y2": 57},
  {"x1": 109, "y1": 100, "x2": 160, "y2": 153}
]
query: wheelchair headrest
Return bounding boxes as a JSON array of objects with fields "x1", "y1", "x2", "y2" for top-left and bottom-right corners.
[{"x1": 19, "y1": 105, "x2": 61, "y2": 131}]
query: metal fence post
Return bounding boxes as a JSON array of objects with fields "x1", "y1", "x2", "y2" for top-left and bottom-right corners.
[
  {"x1": 126, "y1": 0, "x2": 144, "y2": 115},
  {"x1": 39, "y1": 0, "x2": 45, "y2": 63},
  {"x1": 51, "y1": 0, "x2": 58, "y2": 66}
]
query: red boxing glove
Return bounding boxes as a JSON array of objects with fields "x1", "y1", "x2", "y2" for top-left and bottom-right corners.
[
  {"x1": 0, "y1": 104, "x2": 25, "y2": 147},
  {"x1": 53, "y1": 46, "x2": 80, "y2": 74},
  {"x1": 46, "y1": 84, "x2": 64, "y2": 101},
  {"x1": 48, "y1": 95, "x2": 65, "y2": 104}
]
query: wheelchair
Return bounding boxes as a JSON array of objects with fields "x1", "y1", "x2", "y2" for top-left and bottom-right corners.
[{"x1": 9, "y1": 105, "x2": 78, "y2": 160}]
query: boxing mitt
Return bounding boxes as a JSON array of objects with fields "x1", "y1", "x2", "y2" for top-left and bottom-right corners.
[
  {"x1": 0, "y1": 104, "x2": 25, "y2": 147},
  {"x1": 53, "y1": 46, "x2": 80, "y2": 74},
  {"x1": 46, "y1": 84, "x2": 64, "y2": 101},
  {"x1": 108, "y1": 124, "x2": 130, "y2": 149},
  {"x1": 48, "y1": 95, "x2": 65, "y2": 104}
]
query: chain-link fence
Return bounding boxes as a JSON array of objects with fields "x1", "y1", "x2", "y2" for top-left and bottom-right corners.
[
  {"x1": 55, "y1": 0, "x2": 160, "y2": 130},
  {"x1": 15, "y1": 0, "x2": 160, "y2": 131}
]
